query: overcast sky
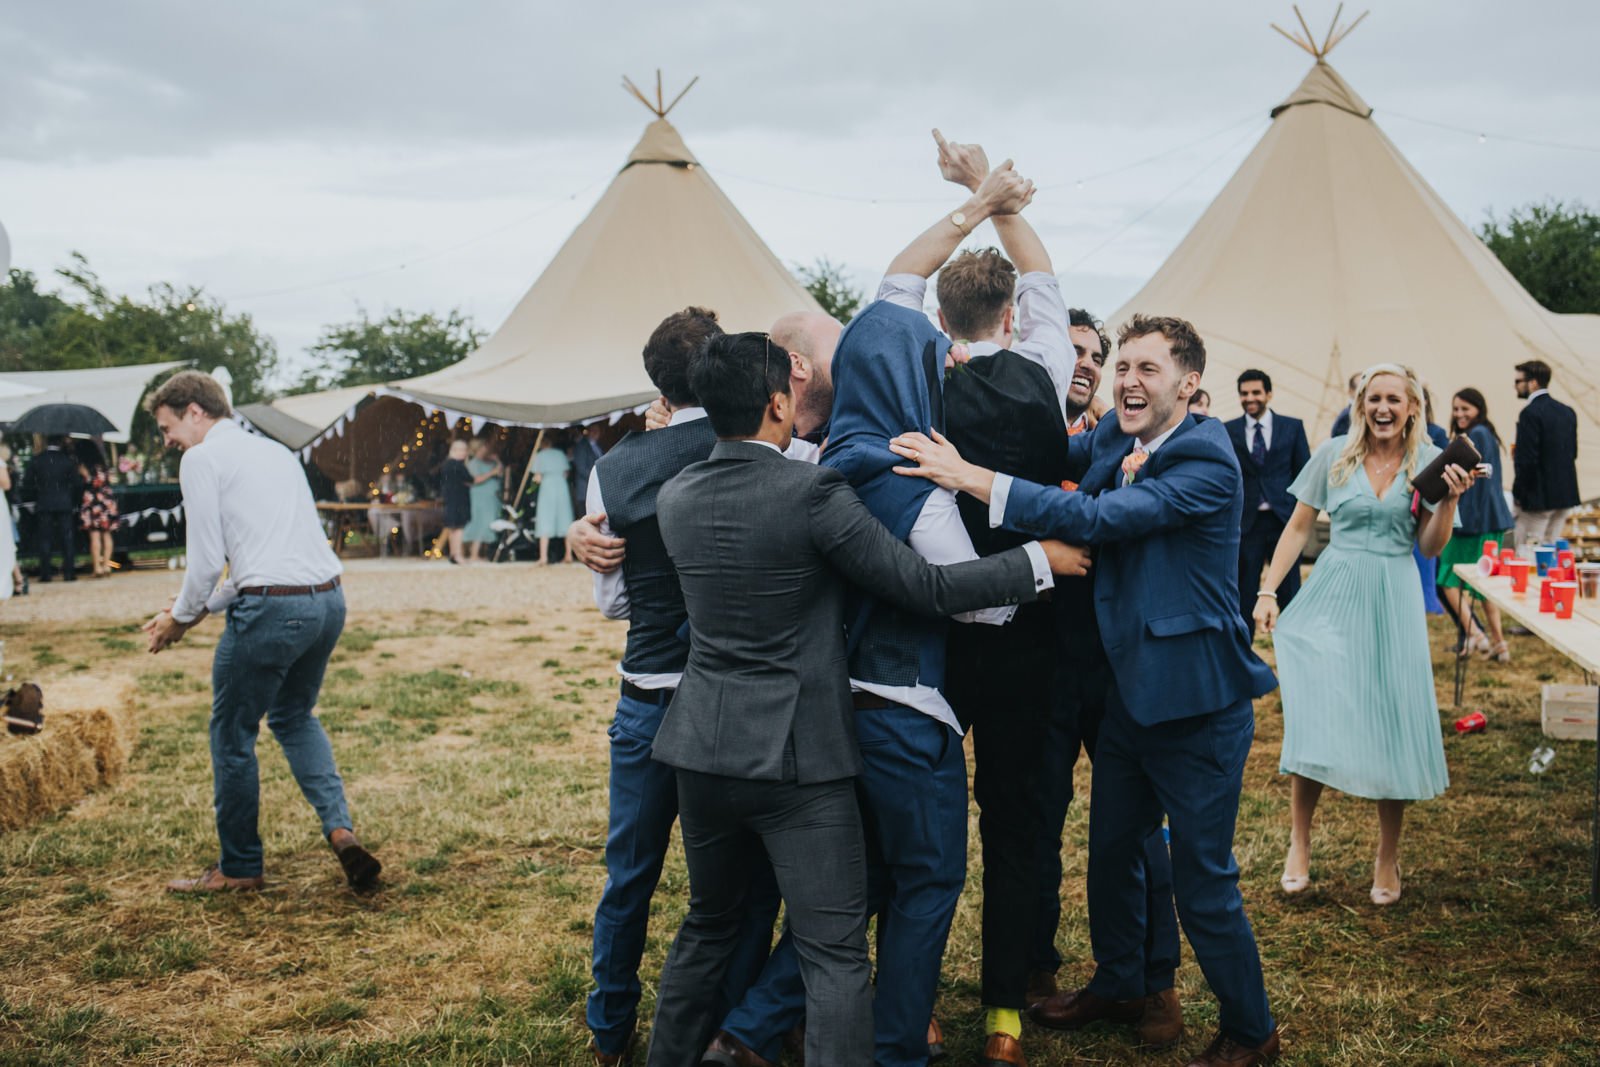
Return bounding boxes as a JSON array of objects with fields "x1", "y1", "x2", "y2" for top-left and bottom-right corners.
[{"x1": 4, "y1": 1, "x2": 1597, "y2": 386}]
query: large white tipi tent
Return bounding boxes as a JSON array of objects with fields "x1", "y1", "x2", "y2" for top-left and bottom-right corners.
[
  {"x1": 1110, "y1": 12, "x2": 1600, "y2": 495},
  {"x1": 384, "y1": 75, "x2": 821, "y2": 427}
]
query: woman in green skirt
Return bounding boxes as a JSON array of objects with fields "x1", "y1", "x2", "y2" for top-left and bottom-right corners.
[
  {"x1": 1254, "y1": 365, "x2": 1475, "y2": 906},
  {"x1": 1438, "y1": 388, "x2": 1515, "y2": 661}
]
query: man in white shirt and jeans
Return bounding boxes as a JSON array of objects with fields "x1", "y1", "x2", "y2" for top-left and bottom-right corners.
[{"x1": 142, "y1": 370, "x2": 380, "y2": 895}]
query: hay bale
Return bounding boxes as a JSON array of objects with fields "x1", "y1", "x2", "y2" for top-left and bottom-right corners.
[{"x1": 0, "y1": 675, "x2": 136, "y2": 833}]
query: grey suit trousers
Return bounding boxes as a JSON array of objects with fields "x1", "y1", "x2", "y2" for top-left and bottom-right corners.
[{"x1": 646, "y1": 767, "x2": 870, "y2": 1067}]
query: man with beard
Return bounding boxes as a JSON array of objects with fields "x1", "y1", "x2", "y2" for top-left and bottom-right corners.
[
  {"x1": 1225, "y1": 370, "x2": 1310, "y2": 636},
  {"x1": 890, "y1": 315, "x2": 1282, "y2": 1067}
]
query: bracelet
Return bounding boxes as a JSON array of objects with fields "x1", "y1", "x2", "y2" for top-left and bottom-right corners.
[{"x1": 1256, "y1": 590, "x2": 1278, "y2": 599}]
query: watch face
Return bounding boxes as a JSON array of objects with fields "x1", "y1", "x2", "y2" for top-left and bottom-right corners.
[{"x1": 951, "y1": 212, "x2": 966, "y2": 226}]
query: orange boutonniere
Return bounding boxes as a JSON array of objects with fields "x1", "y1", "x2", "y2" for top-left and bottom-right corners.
[{"x1": 1121, "y1": 448, "x2": 1149, "y2": 483}]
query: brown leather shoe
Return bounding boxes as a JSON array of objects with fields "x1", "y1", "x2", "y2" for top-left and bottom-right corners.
[
  {"x1": 1183, "y1": 1027, "x2": 1281, "y2": 1066},
  {"x1": 1024, "y1": 969, "x2": 1058, "y2": 1010},
  {"x1": 1137, "y1": 988, "x2": 1184, "y2": 1049},
  {"x1": 977, "y1": 1032, "x2": 1027, "y2": 1066},
  {"x1": 589, "y1": 1024, "x2": 635, "y2": 1066},
  {"x1": 781, "y1": 1024, "x2": 804, "y2": 1065},
  {"x1": 701, "y1": 1030, "x2": 776, "y2": 1067},
  {"x1": 1027, "y1": 986, "x2": 1142, "y2": 1031},
  {"x1": 927, "y1": 1016, "x2": 946, "y2": 1061},
  {"x1": 165, "y1": 866, "x2": 265, "y2": 893}
]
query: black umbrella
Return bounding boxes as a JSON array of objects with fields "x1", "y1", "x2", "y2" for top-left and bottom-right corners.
[{"x1": 9, "y1": 402, "x2": 118, "y2": 437}]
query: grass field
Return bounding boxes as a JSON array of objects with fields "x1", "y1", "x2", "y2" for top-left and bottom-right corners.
[{"x1": 0, "y1": 574, "x2": 1597, "y2": 1065}]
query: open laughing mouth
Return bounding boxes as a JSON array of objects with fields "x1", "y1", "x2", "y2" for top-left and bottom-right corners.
[
  {"x1": 1071, "y1": 374, "x2": 1093, "y2": 394},
  {"x1": 1372, "y1": 412, "x2": 1396, "y2": 428},
  {"x1": 1121, "y1": 396, "x2": 1148, "y2": 417}
]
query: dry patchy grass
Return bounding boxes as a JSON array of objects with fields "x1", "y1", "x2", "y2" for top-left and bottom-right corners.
[{"x1": 0, "y1": 586, "x2": 1596, "y2": 1065}]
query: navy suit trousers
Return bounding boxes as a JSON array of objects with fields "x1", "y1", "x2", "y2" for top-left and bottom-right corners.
[
  {"x1": 1238, "y1": 508, "x2": 1300, "y2": 637},
  {"x1": 1085, "y1": 691, "x2": 1274, "y2": 1047}
]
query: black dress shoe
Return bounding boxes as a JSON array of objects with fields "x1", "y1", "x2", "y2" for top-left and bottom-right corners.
[{"x1": 701, "y1": 1031, "x2": 775, "y2": 1067}]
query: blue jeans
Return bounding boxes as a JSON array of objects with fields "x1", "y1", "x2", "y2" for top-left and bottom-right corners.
[
  {"x1": 211, "y1": 588, "x2": 351, "y2": 878},
  {"x1": 587, "y1": 690, "x2": 779, "y2": 1056},
  {"x1": 723, "y1": 703, "x2": 965, "y2": 1067}
]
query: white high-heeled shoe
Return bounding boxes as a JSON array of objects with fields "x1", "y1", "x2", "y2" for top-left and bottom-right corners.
[
  {"x1": 1280, "y1": 846, "x2": 1311, "y2": 895},
  {"x1": 1370, "y1": 861, "x2": 1403, "y2": 906}
]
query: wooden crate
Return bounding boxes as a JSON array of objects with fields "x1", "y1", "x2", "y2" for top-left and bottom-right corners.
[{"x1": 1540, "y1": 684, "x2": 1600, "y2": 742}]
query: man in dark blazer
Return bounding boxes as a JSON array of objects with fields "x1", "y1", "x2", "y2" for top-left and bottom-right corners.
[
  {"x1": 645, "y1": 332, "x2": 1080, "y2": 1067},
  {"x1": 23, "y1": 435, "x2": 84, "y2": 582},
  {"x1": 890, "y1": 315, "x2": 1282, "y2": 1067},
  {"x1": 1512, "y1": 359, "x2": 1581, "y2": 551},
  {"x1": 1225, "y1": 370, "x2": 1311, "y2": 636}
]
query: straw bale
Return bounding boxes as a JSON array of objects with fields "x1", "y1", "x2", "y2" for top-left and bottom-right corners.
[{"x1": 0, "y1": 674, "x2": 136, "y2": 833}]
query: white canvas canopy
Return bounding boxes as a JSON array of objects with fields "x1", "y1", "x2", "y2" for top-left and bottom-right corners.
[
  {"x1": 385, "y1": 93, "x2": 822, "y2": 427},
  {"x1": 237, "y1": 385, "x2": 375, "y2": 454},
  {"x1": 1110, "y1": 44, "x2": 1600, "y2": 494},
  {"x1": 0, "y1": 361, "x2": 186, "y2": 443}
]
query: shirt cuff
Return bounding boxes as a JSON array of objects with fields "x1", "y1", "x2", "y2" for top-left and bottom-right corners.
[
  {"x1": 1020, "y1": 541, "x2": 1055, "y2": 593},
  {"x1": 988, "y1": 473, "x2": 1015, "y2": 528}
]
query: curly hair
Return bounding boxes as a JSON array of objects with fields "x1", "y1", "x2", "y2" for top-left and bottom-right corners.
[{"x1": 1115, "y1": 314, "x2": 1206, "y2": 377}]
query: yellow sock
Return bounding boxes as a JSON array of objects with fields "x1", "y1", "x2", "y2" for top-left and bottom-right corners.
[{"x1": 985, "y1": 1006, "x2": 1022, "y2": 1039}]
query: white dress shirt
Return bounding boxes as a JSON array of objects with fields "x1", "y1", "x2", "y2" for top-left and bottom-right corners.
[
  {"x1": 171, "y1": 418, "x2": 342, "y2": 624},
  {"x1": 989, "y1": 418, "x2": 1184, "y2": 527},
  {"x1": 1245, "y1": 409, "x2": 1274, "y2": 510},
  {"x1": 876, "y1": 271, "x2": 1075, "y2": 423}
]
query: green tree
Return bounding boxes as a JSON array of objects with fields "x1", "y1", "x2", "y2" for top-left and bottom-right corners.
[
  {"x1": 294, "y1": 307, "x2": 484, "y2": 393},
  {"x1": 1479, "y1": 200, "x2": 1600, "y2": 314},
  {"x1": 0, "y1": 254, "x2": 278, "y2": 403},
  {"x1": 794, "y1": 257, "x2": 864, "y2": 323}
]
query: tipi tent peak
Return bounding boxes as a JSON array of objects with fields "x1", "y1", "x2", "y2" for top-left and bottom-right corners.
[{"x1": 1108, "y1": 13, "x2": 1600, "y2": 495}]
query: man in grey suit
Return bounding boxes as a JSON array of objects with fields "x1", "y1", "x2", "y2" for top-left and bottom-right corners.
[{"x1": 645, "y1": 332, "x2": 1085, "y2": 1067}]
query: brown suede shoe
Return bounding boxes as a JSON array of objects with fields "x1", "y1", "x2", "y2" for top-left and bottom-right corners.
[
  {"x1": 977, "y1": 1032, "x2": 1027, "y2": 1066},
  {"x1": 1024, "y1": 970, "x2": 1058, "y2": 1010},
  {"x1": 1027, "y1": 986, "x2": 1142, "y2": 1031},
  {"x1": 165, "y1": 866, "x2": 265, "y2": 893},
  {"x1": 1137, "y1": 988, "x2": 1184, "y2": 1049},
  {"x1": 701, "y1": 1030, "x2": 776, "y2": 1067},
  {"x1": 927, "y1": 1016, "x2": 946, "y2": 1061},
  {"x1": 1183, "y1": 1027, "x2": 1281, "y2": 1066}
]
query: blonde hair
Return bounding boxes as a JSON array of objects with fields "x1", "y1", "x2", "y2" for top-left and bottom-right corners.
[{"x1": 1329, "y1": 363, "x2": 1430, "y2": 488}]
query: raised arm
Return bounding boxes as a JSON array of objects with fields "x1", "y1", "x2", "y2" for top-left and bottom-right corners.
[{"x1": 884, "y1": 159, "x2": 1034, "y2": 279}]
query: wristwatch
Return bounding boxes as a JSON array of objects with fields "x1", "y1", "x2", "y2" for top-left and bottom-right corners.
[{"x1": 949, "y1": 211, "x2": 970, "y2": 237}]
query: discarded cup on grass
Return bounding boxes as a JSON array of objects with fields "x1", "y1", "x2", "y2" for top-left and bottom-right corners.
[
  {"x1": 1454, "y1": 711, "x2": 1487, "y2": 734},
  {"x1": 1529, "y1": 745, "x2": 1556, "y2": 774}
]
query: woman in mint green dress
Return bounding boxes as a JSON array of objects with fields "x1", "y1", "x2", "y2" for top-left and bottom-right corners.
[
  {"x1": 531, "y1": 438, "x2": 574, "y2": 564},
  {"x1": 463, "y1": 440, "x2": 504, "y2": 561},
  {"x1": 1254, "y1": 364, "x2": 1475, "y2": 906}
]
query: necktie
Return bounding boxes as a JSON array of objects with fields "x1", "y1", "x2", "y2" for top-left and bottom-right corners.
[{"x1": 1251, "y1": 421, "x2": 1267, "y2": 466}]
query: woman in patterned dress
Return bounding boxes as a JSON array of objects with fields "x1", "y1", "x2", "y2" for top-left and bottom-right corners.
[{"x1": 80, "y1": 453, "x2": 119, "y2": 578}]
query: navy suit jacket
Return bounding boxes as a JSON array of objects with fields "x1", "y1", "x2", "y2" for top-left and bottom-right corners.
[
  {"x1": 1224, "y1": 412, "x2": 1310, "y2": 523},
  {"x1": 1513, "y1": 393, "x2": 1580, "y2": 512},
  {"x1": 1001, "y1": 414, "x2": 1278, "y2": 726}
]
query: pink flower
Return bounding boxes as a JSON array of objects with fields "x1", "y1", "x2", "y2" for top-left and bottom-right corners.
[{"x1": 1121, "y1": 448, "x2": 1149, "y2": 482}]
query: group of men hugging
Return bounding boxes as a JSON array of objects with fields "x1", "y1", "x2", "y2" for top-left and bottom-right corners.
[{"x1": 568, "y1": 134, "x2": 1282, "y2": 1067}]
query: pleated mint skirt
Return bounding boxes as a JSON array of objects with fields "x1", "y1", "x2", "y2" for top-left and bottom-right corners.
[{"x1": 1274, "y1": 545, "x2": 1450, "y2": 800}]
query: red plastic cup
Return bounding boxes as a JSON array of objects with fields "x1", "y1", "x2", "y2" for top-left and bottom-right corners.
[
  {"x1": 1454, "y1": 711, "x2": 1487, "y2": 734},
  {"x1": 1483, "y1": 539, "x2": 1500, "y2": 562},
  {"x1": 1559, "y1": 550, "x2": 1577, "y2": 570},
  {"x1": 1507, "y1": 558, "x2": 1532, "y2": 593},
  {"x1": 1553, "y1": 581, "x2": 1578, "y2": 618},
  {"x1": 1540, "y1": 578, "x2": 1556, "y2": 612}
]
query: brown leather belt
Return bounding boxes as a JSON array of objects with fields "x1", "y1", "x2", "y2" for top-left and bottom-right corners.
[
  {"x1": 852, "y1": 692, "x2": 898, "y2": 711},
  {"x1": 238, "y1": 577, "x2": 341, "y2": 597}
]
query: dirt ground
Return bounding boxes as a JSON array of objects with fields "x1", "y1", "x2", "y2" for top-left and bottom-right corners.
[{"x1": 0, "y1": 561, "x2": 1597, "y2": 1065}]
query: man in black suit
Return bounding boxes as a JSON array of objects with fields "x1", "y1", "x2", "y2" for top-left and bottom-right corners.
[
  {"x1": 570, "y1": 423, "x2": 605, "y2": 520},
  {"x1": 23, "y1": 436, "x2": 83, "y2": 582},
  {"x1": 645, "y1": 331, "x2": 1083, "y2": 1067},
  {"x1": 1512, "y1": 359, "x2": 1581, "y2": 551},
  {"x1": 1225, "y1": 370, "x2": 1310, "y2": 636}
]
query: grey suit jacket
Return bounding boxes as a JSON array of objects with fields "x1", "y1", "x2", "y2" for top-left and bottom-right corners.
[{"x1": 653, "y1": 439, "x2": 1040, "y2": 784}]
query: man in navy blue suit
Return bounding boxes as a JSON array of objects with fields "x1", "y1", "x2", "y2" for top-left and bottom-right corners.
[
  {"x1": 1225, "y1": 371, "x2": 1311, "y2": 636},
  {"x1": 889, "y1": 315, "x2": 1282, "y2": 1067}
]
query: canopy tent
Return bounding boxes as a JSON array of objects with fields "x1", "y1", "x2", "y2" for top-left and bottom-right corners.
[
  {"x1": 1109, "y1": 17, "x2": 1600, "y2": 495},
  {"x1": 237, "y1": 385, "x2": 375, "y2": 454},
  {"x1": 384, "y1": 81, "x2": 821, "y2": 427},
  {"x1": 0, "y1": 361, "x2": 186, "y2": 443}
]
